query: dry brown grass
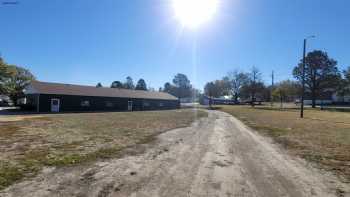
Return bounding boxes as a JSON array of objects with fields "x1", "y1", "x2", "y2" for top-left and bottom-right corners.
[
  {"x1": 0, "y1": 109, "x2": 207, "y2": 190},
  {"x1": 219, "y1": 105, "x2": 350, "y2": 183}
]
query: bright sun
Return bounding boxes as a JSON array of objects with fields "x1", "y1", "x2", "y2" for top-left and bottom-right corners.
[{"x1": 172, "y1": 0, "x2": 219, "y2": 29}]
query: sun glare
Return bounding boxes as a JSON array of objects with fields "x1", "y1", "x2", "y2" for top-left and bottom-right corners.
[{"x1": 172, "y1": 0, "x2": 218, "y2": 29}]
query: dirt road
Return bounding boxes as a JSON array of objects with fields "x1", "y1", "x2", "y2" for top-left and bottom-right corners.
[{"x1": 1, "y1": 110, "x2": 349, "y2": 197}]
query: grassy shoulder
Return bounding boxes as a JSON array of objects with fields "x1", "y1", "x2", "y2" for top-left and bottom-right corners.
[
  {"x1": 0, "y1": 109, "x2": 207, "y2": 190},
  {"x1": 218, "y1": 105, "x2": 350, "y2": 183}
]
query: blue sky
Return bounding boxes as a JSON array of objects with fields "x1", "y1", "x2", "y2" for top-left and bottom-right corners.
[{"x1": 1, "y1": 0, "x2": 349, "y2": 90}]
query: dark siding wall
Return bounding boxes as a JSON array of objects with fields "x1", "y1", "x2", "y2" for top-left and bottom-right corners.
[
  {"x1": 20, "y1": 94, "x2": 38, "y2": 110},
  {"x1": 38, "y1": 94, "x2": 179, "y2": 112},
  {"x1": 141, "y1": 99, "x2": 180, "y2": 110}
]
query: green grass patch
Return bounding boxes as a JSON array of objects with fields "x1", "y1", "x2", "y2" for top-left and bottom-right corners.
[
  {"x1": 0, "y1": 163, "x2": 24, "y2": 190},
  {"x1": 0, "y1": 146, "x2": 124, "y2": 189},
  {"x1": 45, "y1": 146, "x2": 123, "y2": 166}
]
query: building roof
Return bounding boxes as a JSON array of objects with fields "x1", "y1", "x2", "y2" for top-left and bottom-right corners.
[{"x1": 25, "y1": 81, "x2": 178, "y2": 101}]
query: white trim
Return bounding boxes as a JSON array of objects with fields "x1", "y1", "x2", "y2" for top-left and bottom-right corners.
[
  {"x1": 128, "y1": 101, "x2": 133, "y2": 111},
  {"x1": 50, "y1": 98, "x2": 60, "y2": 112}
]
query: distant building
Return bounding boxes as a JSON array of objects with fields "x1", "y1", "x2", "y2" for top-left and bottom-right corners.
[
  {"x1": 21, "y1": 81, "x2": 179, "y2": 112},
  {"x1": 331, "y1": 93, "x2": 350, "y2": 103},
  {"x1": 179, "y1": 97, "x2": 201, "y2": 103},
  {"x1": 302, "y1": 89, "x2": 350, "y2": 105},
  {"x1": 303, "y1": 91, "x2": 333, "y2": 105},
  {"x1": 201, "y1": 96, "x2": 237, "y2": 105}
]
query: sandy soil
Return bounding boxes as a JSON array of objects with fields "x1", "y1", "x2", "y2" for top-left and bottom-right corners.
[
  {"x1": 0, "y1": 115, "x2": 44, "y2": 122},
  {"x1": 1, "y1": 110, "x2": 349, "y2": 197}
]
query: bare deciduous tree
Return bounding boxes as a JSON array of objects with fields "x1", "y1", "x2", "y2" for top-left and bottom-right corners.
[{"x1": 227, "y1": 70, "x2": 249, "y2": 102}]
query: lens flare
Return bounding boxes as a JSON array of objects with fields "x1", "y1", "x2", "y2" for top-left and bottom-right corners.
[{"x1": 172, "y1": 0, "x2": 218, "y2": 29}]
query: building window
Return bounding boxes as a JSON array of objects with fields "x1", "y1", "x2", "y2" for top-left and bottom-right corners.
[
  {"x1": 105, "y1": 101, "x2": 113, "y2": 107},
  {"x1": 159, "y1": 102, "x2": 164, "y2": 107},
  {"x1": 143, "y1": 102, "x2": 150, "y2": 107},
  {"x1": 80, "y1": 100, "x2": 90, "y2": 107}
]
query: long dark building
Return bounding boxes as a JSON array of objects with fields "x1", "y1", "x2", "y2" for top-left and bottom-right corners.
[{"x1": 21, "y1": 81, "x2": 179, "y2": 112}]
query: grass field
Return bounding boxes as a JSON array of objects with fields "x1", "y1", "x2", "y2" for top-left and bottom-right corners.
[
  {"x1": 219, "y1": 105, "x2": 350, "y2": 183},
  {"x1": 0, "y1": 109, "x2": 207, "y2": 190}
]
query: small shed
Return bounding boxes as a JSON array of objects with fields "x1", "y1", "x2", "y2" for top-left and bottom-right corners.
[{"x1": 22, "y1": 81, "x2": 179, "y2": 112}]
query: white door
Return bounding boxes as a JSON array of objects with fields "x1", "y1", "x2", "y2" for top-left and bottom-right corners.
[
  {"x1": 128, "y1": 101, "x2": 133, "y2": 111},
  {"x1": 51, "y1": 99, "x2": 60, "y2": 112}
]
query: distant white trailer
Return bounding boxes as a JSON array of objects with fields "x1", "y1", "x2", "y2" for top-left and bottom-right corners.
[{"x1": 303, "y1": 100, "x2": 332, "y2": 105}]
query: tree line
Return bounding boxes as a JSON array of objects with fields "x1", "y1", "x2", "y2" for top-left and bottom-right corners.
[
  {"x1": 204, "y1": 50, "x2": 350, "y2": 108},
  {"x1": 2, "y1": 49, "x2": 350, "y2": 108},
  {"x1": 0, "y1": 57, "x2": 35, "y2": 104},
  {"x1": 161, "y1": 73, "x2": 201, "y2": 100},
  {"x1": 97, "y1": 73, "x2": 199, "y2": 99},
  {"x1": 293, "y1": 50, "x2": 350, "y2": 107},
  {"x1": 162, "y1": 73, "x2": 192, "y2": 98},
  {"x1": 96, "y1": 73, "x2": 201, "y2": 100},
  {"x1": 96, "y1": 77, "x2": 148, "y2": 91},
  {"x1": 204, "y1": 67, "x2": 270, "y2": 104}
]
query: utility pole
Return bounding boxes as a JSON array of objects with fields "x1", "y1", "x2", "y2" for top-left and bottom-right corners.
[
  {"x1": 300, "y1": 36, "x2": 315, "y2": 118},
  {"x1": 270, "y1": 70, "x2": 274, "y2": 107},
  {"x1": 300, "y1": 39, "x2": 306, "y2": 118}
]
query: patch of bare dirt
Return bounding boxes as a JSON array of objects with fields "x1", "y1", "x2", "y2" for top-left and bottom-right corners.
[{"x1": 0, "y1": 115, "x2": 46, "y2": 122}]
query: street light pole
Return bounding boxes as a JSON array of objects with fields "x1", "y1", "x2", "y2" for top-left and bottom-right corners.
[
  {"x1": 300, "y1": 36, "x2": 315, "y2": 118},
  {"x1": 300, "y1": 39, "x2": 306, "y2": 118}
]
